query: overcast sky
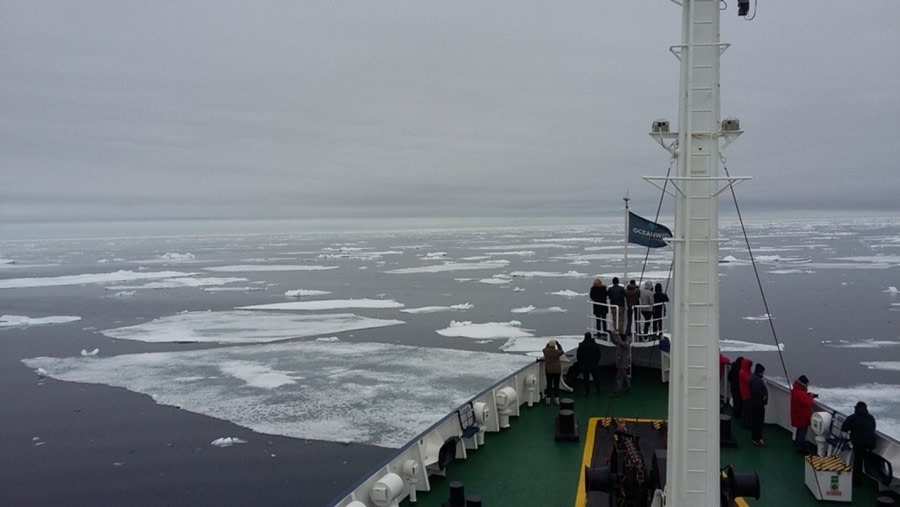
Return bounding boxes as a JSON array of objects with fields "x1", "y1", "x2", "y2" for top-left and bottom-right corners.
[{"x1": 2, "y1": 1, "x2": 898, "y2": 223}]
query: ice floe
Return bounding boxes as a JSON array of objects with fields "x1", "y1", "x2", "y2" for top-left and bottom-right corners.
[
  {"x1": 0, "y1": 270, "x2": 194, "y2": 289},
  {"x1": 107, "y1": 277, "x2": 248, "y2": 290},
  {"x1": 549, "y1": 290, "x2": 585, "y2": 298},
  {"x1": 476, "y1": 243, "x2": 573, "y2": 250},
  {"x1": 598, "y1": 271, "x2": 672, "y2": 281},
  {"x1": 436, "y1": 320, "x2": 533, "y2": 340},
  {"x1": 220, "y1": 361, "x2": 300, "y2": 388},
  {"x1": 719, "y1": 339, "x2": 784, "y2": 352},
  {"x1": 0, "y1": 315, "x2": 82, "y2": 327},
  {"x1": 510, "y1": 306, "x2": 567, "y2": 314},
  {"x1": 743, "y1": 314, "x2": 773, "y2": 322},
  {"x1": 401, "y1": 304, "x2": 473, "y2": 314},
  {"x1": 22, "y1": 341, "x2": 533, "y2": 448},
  {"x1": 499, "y1": 336, "x2": 582, "y2": 357},
  {"x1": 823, "y1": 339, "x2": 900, "y2": 349},
  {"x1": 239, "y1": 299, "x2": 404, "y2": 311},
  {"x1": 285, "y1": 289, "x2": 332, "y2": 297},
  {"x1": 80, "y1": 348, "x2": 99, "y2": 357},
  {"x1": 100, "y1": 311, "x2": 403, "y2": 344},
  {"x1": 478, "y1": 275, "x2": 512, "y2": 285},
  {"x1": 211, "y1": 437, "x2": 247, "y2": 447},
  {"x1": 385, "y1": 260, "x2": 509, "y2": 274},
  {"x1": 510, "y1": 270, "x2": 586, "y2": 278},
  {"x1": 205, "y1": 265, "x2": 339, "y2": 272},
  {"x1": 484, "y1": 251, "x2": 535, "y2": 257},
  {"x1": 861, "y1": 361, "x2": 900, "y2": 372}
]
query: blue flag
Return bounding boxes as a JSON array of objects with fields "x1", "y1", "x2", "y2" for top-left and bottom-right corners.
[{"x1": 628, "y1": 212, "x2": 672, "y2": 248}]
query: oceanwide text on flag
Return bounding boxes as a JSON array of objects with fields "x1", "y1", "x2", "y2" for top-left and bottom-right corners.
[{"x1": 628, "y1": 212, "x2": 672, "y2": 248}]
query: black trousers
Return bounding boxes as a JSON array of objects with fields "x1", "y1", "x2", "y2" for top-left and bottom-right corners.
[
  {"x1": 582, "y1": 365, "x2": 601, "y2": 394},
  {"x1": 851, "y1": 445, "x2": 874, "y2": 485},
  {"x1": 749, "y1": 403, "x2": 765, "y2": 440}
]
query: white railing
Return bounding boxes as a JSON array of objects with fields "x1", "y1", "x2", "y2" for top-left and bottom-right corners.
[
  {"x1": 588, "y1": 301, "x2": 668, "y2": 342},
  {"x1": 331, "y1": 359, "x2": 546, "y2": 507}
]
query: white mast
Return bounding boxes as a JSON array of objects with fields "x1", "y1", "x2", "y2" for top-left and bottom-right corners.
[
  {"x1": 623, "y1": 193, "x2": 630, "y2": 282},
  {"x1": 648, "y1": 1, "x2": 746, "y2": 505}
]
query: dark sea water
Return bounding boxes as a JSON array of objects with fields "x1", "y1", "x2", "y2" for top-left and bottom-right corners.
[{"x1": 1, "y1": 216, "x2": 898, "y2": 505}]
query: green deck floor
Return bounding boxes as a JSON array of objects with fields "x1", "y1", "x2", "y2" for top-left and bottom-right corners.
[{"x1": 402, "y1": 366, "x2": 885, "y2": 506}]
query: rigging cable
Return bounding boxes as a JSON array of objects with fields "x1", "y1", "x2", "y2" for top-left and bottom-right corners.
[{"x1": 723, "y1": 162, "x2": 790, "y2": 383}]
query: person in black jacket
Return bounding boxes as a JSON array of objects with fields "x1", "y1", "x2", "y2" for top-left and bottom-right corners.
[
  {"x1": 607, "y1": 277, "x2": 626, "y2": 336},
  {"x1": 589, "y1": 279, "x2": 608, "y2": 335},
  {"x1": 577, "y1": 332, "x2": 602, "y2": 396},
  {"x1": 748, "y1": 363, "x2": 768, "y2": 447},
  {"x1": 841, "y1": 401, "x2": 877, "y2": 485}
]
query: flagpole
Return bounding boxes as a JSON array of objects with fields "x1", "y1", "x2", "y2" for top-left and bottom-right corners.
[{"x1": 623, "y1": 193, "x2": 630, "y2": 282}]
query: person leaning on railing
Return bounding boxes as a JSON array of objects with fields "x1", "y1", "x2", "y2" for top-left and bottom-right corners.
[{"x1": 841, "y1": 401, "x2": 877, "y2": 486}]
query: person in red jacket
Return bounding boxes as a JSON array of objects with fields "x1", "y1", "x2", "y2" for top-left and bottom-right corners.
[
  {"x1": 739, "y1": 358, "x2": 754, "y2": 428},
  {"x1": 790, "y1": 375, "x2": 817, "y2": 454}
]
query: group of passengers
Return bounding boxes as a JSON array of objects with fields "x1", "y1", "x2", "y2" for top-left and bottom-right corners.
[
  {"x1": 726, "y1": 360, "x2": 878, "y2": 486},
  {"x1": 589, "y1": 277, "x2": 668, "y2": 340}
]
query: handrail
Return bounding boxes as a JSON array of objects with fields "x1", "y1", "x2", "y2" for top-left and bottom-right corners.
[{"x1": 588, "y1": 300, "x2": 668, "y2": 341}]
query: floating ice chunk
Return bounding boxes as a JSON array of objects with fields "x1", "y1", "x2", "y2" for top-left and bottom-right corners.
[
  {"x1": 511, "y1": 306, "x2": 566, "y2": 314},
  {"x1": 479, "y1": 275, "x2": 511, "y2": 285},
  {"x1": 284, "y1": 289, "x2": 332, "y2": 298},
  {"x1": 100, "y1": 311, "x2": 403, "y2": 344},
  {"x1": 211, "y1": 437, "x2": 247, "y2": 447},
  {"x1": 477, "y1": 243, "x2": 573, "y2": 250},
  {"x1": 203, "y1": 287, "x2": 262, "y2": 292},
  {"x1": 436, "y1": 320, "x2": 533, "y2": 340},
  {"x1": 385, "y1": 260, "x2": 509, "y2": 274},
  {"x1": 160, "y1": 253, "x2": 195, "y2": 261},
  {"x1": 220, "y1": 361, "x2": 300, "y2": 388},
  {"x1": 423, "y1": 252, "x2": 447, "y2": 259},
  {"x1": 109, "y1": 291, "x2": 136, "y2": 298},
  {"x1": 0, "y1": 270, "x2": 194, "y2": 289},
  {"x1": 239, "y1": 299, "x2": 404, "y2": 311},
  {"x1": 0, "y1": 315, "x2": 82, "y2": 327},
  {"x1": 886, "y1": 286, "x2": 899, "y2": 294},
  {"x1": 401, "y1": 303, "x2": 472, "y2": 314},
  {"x1": 206, "y1": 265, "x2": 338, "y2": 272},
  {"x1": 316, "y1": 336, "x2": 340, "y2": 342},
  {"x1": 861, "y1": 361, "x2": 900, "y2": 371},
  {"x1": 825, "y1": 339, "x2": 900, "y2": 349},
  {"x1": 80, "y1": 348, "x2": 99, "y2": 357},
  {"x1": 743, "y1": 314, "x2": 773, "y2": 321},
  {"x1": 719, "y1": 339, "x2": 784, "y2": 352},
  {"x1": 107, "y1": 277, "x2": 247, "y2": 290},
  {"x1": 484, "y1": 251, "x2": 535, "y2": 257},
  {"x1": 550, "y1": 290, "x2": 584, "y2": 298},
  {"x1": 513, "y1": 287, "x2": 525, "y2": 292},
  {"x1": 499, "y1": 336, "x2": 582, "y2": 356},
  {"x1": 598, "y1": 271, "x2": 672, "y2": 281},
  {"x1": 510, "y1": 270, "x2": 586, "y2": 278},
  {"x1": 22, "y1": 340, "x2": 533, "y2": 449}
]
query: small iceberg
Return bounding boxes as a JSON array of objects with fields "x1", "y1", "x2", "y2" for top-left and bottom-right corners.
[{"x1": 211, "y1": 437, "x2": 247, "y2": 447}]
